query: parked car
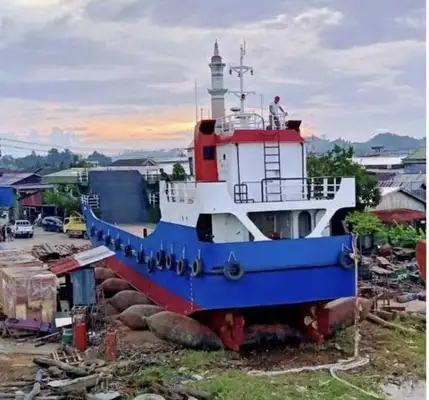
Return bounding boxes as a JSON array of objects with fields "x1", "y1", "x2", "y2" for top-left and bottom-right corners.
[
  {"x1": 11, "y1": 220, "x2": 34, "y2": 238},
  {"x1": 42, "y1": 216, "x2": 63, "y2": 233}
]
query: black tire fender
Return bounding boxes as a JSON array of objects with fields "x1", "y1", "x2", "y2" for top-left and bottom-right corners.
[
  {"x1": 176, "y1": 259, "x2": 187, "y2": 276},
  {"x1": 223, "y1": 262, "x2": 245, "y2": 281},
  {"x1": 191, "y1": 258, "x2": 204, "y2": 277},
  {"x1": 104, "y1": 235, "x2": 111, "y2": 247},
  {"x1": 124, "y1": 244, "x2": 132, "y2": 257},
  {"x1": 148, "y1": 258, "x2": 156, "y2": 272},
  {"x1": 156, "y1": 250, "x2": 166, "y2": 269},
  {"x1": 136, "y1": 250, "x2": 145, "y2": 264},
  {"x1": 166, "y1": 254, "x2": 176, "y2": 270},
  {"x1": 338, "y1": 249, "x2": 354, "y2": 269}
]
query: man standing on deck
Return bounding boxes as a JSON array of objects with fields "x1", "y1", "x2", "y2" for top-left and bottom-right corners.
[
  {"x1": 159, "y1": 168, "x2": 172, "y2": 201},
  {"x1": 269, "y1": 96, "x2": 287, "y2": 129}
]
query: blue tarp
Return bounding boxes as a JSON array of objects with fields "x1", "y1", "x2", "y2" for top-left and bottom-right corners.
[
  {"x1": 0, "y1": 187, "x2": 14, "y2": 207},
  {"x1": 70, "y1": 267, "x2": 96, "y2": 306}
]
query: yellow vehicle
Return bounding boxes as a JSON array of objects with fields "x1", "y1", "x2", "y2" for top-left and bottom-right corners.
[{"x1": 63, "y1": 212, "x2": 87, "y2": 238}]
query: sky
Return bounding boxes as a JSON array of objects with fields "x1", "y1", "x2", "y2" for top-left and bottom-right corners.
[{"x1": 0, "y1": 0, "x2": 426, "y2": 156}]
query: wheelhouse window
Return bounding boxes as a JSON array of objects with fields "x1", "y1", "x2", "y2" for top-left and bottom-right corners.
[{"x1": 203, "y1": 146, "x2": 216, "y2": 160}]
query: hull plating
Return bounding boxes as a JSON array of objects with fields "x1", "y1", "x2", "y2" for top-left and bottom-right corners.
[{"x1": 83, "y1": 206, "x2": 356, "y2": 314}]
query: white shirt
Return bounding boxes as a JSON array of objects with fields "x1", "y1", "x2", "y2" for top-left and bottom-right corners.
[{"x1": 269, "y1": 101, "x2": 281, "y2": 115}]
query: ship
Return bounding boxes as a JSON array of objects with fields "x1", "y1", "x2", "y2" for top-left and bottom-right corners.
[{"x1": 81, "y1": 42, "x2": 357, "y2": 350}]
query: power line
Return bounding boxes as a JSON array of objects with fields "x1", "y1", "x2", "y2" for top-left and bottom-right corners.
[{"x1": 0, "y1": 137, "x2": 146, "y2": 154}]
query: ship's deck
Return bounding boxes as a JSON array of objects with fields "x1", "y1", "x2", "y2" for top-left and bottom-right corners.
[{"x1": 117, "y1": 224, "x2": 156, "y2": 237}]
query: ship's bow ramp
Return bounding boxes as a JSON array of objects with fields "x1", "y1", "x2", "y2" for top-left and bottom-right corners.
[{"x1": 88, "y1": 170, "x2": 149, "y2": 224}]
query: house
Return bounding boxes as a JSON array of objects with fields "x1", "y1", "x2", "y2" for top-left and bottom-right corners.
[
  {"x1": 402, "y1": 147, "x2": 426, "y2": 173},
  {"x1": 368, "y1": 187, "x2": 426, "y2": 226},
  {"x1": 109, "y1": 158, "x2": 157, "y2": 167},
  {"x1": 0, "y1": 173, "x2": 53, "y2": 221},
  {"x1": 352, "y1": 156, "x2": 405, "y2": 173}
]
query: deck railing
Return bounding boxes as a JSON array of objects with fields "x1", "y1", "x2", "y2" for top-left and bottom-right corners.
[
  {"x1": 164, "y1": 182, "x2": 197, "y2": 204},
  {"x1": 215, "y1": 113, "x2": 266, "y2": 134},
  {"x1": 233, "y1": 177, "x2": 344, "y2": 203},
  {"x1": 81, "y1": 194, "x2": 100, "y2": 209}
]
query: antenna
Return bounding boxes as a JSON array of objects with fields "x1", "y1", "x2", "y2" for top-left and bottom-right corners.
[
  {"x1": 194, "y1": 80, "x2": 199, "y2": 124},
  {"x1": 228, "y1": 41, "x2": 255, "y2": 113}
]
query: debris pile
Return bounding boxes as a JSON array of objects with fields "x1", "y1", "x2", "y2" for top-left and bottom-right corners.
[
  {"x1": 0, "y1": 345, "x2": 214, "y2": 400},
  {"x1": 32, "y1": 242, "x2": 93, "y2": 265}
]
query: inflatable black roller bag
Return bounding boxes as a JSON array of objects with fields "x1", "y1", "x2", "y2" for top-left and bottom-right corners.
[
  {"x1": 146, "y1": 311, "x2": 223, "y2": 350},
  {"x1": 118, "y1": 304, "x2": 164, "y2": 330},
  {"x1": 109, "y1": 290, "x2": 152, "y2": 312}
]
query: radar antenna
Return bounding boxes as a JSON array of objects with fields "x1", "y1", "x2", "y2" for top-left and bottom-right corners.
[{"x1": 228, "y1": 41, "x2": 255, "y2": 113}]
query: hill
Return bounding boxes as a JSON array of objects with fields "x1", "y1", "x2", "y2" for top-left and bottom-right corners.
[{"x1": 309, "y1": 133, "x2": 426, "y2": 156}]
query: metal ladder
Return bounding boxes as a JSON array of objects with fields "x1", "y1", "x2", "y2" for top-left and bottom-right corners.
[
  {"x1": 263, "y1": 135, "x2": 282, "y2": 201},
  {"x1": 78, "y1": 169, "x2": 88, "y2": 185}
]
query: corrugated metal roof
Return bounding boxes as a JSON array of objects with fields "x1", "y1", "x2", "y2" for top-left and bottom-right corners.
[
  {"x1": 352, "y1": 156, "x2": 404, "y2": 166},
  {"x1": 13, "y1": 184, "x2": 53, "y2": 190},
  {"x1": 380, "y1": 187, "x2": 399, "y2": 196},
  {"x1": 50, "y1": 245, "x2": 114, "y2": 275},
  {"x1": 372, "y1": 209, "x2": 425, "y2": 223},
  {"x1": 0, "y1": 173, "x2": 39, "y2": 186},
  {"x1": 403, "y1": 147, "x2": 426, "y2": 162}
]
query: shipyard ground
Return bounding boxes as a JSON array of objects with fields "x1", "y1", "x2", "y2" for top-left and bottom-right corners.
[{"x1": 0, "y1": 229, "x2": 425, "y2": 400}]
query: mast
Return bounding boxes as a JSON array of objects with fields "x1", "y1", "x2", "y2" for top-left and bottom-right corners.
[{"x1": 229, "y1": 42, "x2": 255, "y2": 113}]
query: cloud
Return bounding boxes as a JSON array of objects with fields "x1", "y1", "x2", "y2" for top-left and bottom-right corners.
[{"x1": 0, "y1": 0, "x2": 425, "y2": 154}]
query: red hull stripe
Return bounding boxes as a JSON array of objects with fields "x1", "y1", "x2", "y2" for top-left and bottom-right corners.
[{"x1": 106, "y1": 257, "x2": 201, "y2": 315}]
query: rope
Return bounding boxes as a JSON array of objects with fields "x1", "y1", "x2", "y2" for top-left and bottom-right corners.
[{"x1": 246, "y1": 234, "x2": 385, "y2": 399}]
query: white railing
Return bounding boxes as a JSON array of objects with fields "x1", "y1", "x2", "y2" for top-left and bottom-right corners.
[
  {"x1": 267, "y1": 113, "x2": 289, "y2": 130},
  {"x1": 164, "y1": 182, "x2": 197, "y2": 204},
  {"x1": 215, "y1": 113, "x2": 265, "y2": 134},
  {"x1": 81, "y1": 194, "x2": 100, "y2": 209},
  {"x1": 233, "y1": 177, "x2": 347, "y2": 203}
]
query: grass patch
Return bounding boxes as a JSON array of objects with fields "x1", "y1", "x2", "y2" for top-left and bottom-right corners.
[
  {"x1": 131, "y1": 319, "x2": 425, "y2": 400},
  {"x1": 177, "y1": 349, "x2": 235, "y2": 371},
  {"x1": 193, "y1": 371, "x2": 384, "y2": 400}
]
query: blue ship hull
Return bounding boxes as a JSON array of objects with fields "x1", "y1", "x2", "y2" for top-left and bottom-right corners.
[{"x1": 83, "y1": 206, "x2": 356, "y2": 313}]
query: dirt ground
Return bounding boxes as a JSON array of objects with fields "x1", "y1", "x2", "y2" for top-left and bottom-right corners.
[
  {"x1": 0, "y1": 226, "x2": 90, "y2": 250},
  {"x1": 0, "y1": 229, "x2": 424, "y2": 399}
]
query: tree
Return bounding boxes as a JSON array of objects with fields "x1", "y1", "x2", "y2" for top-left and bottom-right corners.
[
  {"x1": 307, "y1": 145, "x2": 381, "y2": 209},
  {"x1": 171, "y1": 163, "x2": 187, "y2": 181},
  {"x1": 44, "y1": 187, "x2": 81, "y2": 215}
]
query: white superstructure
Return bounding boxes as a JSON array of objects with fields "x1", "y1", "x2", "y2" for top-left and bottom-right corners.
[{"x1": 162, "y1": 43, "x2": 356, "y2": 244}]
